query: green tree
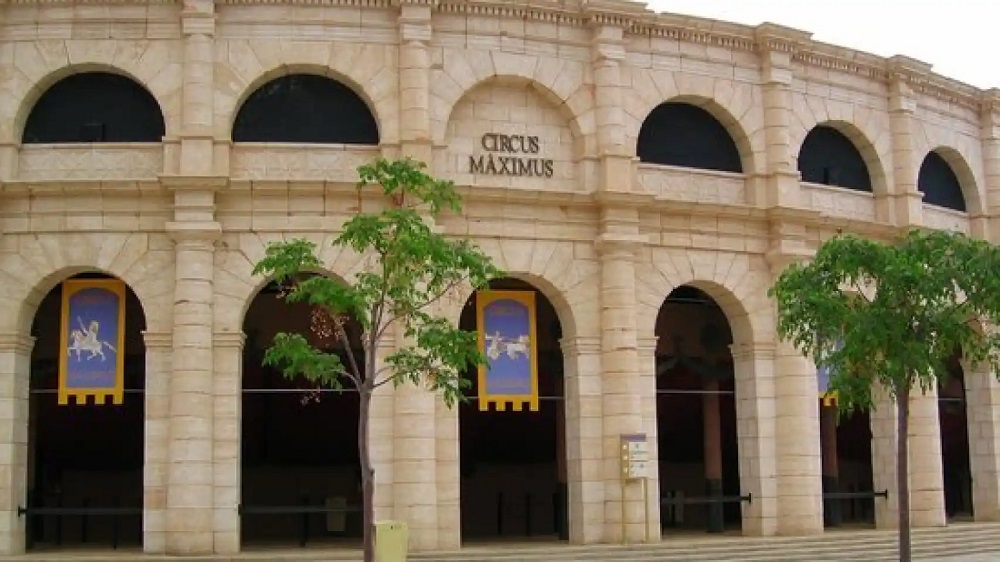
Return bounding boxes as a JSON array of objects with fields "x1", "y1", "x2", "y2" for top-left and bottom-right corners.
[
  {"x1": 252, "y1": 158, "x2": 502, "y2": 562},
  {"x1": 769, "y1": 228, "x2": 1000, "y2": 562}
]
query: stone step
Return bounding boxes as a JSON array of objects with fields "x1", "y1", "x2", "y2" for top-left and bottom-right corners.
[{"x1": 5, "y1": 525, "x2": 1000, "y2": 562}]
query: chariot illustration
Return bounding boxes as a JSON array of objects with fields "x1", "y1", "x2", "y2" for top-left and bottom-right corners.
[{"x1": 484, "y1": 331, "x2": 530, "y2": 361}]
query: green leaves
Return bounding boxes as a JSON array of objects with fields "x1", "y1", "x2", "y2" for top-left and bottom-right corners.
[
  {"x1": 252, "y1": 157, "x2": 503, "y2": 401},
  {"x1": 770, "y1": 228, "x2": 1000, "y2": 414}
]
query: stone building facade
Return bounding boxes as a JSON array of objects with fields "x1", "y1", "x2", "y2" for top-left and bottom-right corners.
[{"x1": 0, "y1": 0, "x2": 998, "y2": 556}]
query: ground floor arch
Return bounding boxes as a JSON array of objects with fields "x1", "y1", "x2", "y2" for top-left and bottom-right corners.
[
  {"x1": 25, "y1": 272, "x2": 147, "y2": 550},
  {"x1": 239, "y1": 277, "x2": 362, "y2": 547},
  {"x1": 457, "y1": 278, "x2": 568, "y2": 542},
  {"x1": 819, "y1": 404, "x2": 876, "y2": 528},
  {"x1": 654, "y1": 285, "x2": 742, "y2": 534}
]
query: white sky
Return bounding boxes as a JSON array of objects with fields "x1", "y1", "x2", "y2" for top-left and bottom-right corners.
[{"x1": 645, "y1": 0, "x2": 997, "y2": 89}]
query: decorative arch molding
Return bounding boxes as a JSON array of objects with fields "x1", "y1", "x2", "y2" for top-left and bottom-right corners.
[
  {"x1": 622, "y1": 68, "x2": 764, "y2": 176},
  {"x1": 215, "y1": 43, "x2": 399, "y2": 144},
  {"x1": 0, "y1": 233, "x2": 173, "y2": 335},
  {"x1": 788, "y1": 96, "x2": 891, "y2": 196},
  {"x1": 635, "y1": 249, "x2": 774, "y2": 348},
  {"x1": 7, "y1": 52, "x2": 181, "y2": 143},
  {"x1": 214, "y1": 232, "x2": 370, "y2": 335},
  {"x1": 430, "y1": 51, "x2": 594, "y2": 145}
]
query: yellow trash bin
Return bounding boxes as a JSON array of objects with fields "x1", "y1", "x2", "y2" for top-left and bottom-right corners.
[{"x1": 374, "y1": 520, "x2": 409, "y2": 562}]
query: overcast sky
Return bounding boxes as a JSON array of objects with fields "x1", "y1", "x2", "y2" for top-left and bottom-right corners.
[{"x1": 646, "y1": 0, "x2": 996, "y2": 89}]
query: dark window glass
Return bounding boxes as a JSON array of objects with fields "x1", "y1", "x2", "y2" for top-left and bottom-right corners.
[
  {"x1": 232, "y1": 74, "x2": 379, "y2": 144},
  {"x1": 918, "y1": 152, "x2": 967, "y2": 212},
  {"x1": 637, "y1": 102, "x2": 742, "y2": 173},
  {"x1": 797, "y1": 126, "x2": 872, "y2": 192},
  {"x1": 23, "y1": 72, "x2": 165, "y2": 144}
]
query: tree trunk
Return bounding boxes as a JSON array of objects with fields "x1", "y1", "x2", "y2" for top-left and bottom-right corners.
[
  {"x1": 359, "y1": 388, "x2": 375, "y2": 562},
  {"x1": 897, "y1": 383, "x2": 911, "y2": 562}
]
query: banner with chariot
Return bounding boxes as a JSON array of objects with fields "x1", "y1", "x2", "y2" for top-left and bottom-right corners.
[
  {"x1": 58, "y1": 279, "x2": 126, "y2": 406},
  {"x1": 476, "y1": 290, "x2": 539, "y2": 412}
]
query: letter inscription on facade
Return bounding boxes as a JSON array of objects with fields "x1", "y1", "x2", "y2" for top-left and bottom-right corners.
[{"x1": 469, "y1": 133, "x2": 555, "y2": 178}]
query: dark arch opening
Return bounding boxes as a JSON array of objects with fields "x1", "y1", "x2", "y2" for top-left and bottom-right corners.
[
  {"x1": 637, "y1": 102, "x2": 743, "y2": 173},
  {"x1": 27, "y1": 272, "x2": 146, "y2": 549},
  {"x1": 240, "y1": 277, "x2": 362, "y2": 548},
  {"x1": 939, "y1": 354, "x2": 972, "y2": 520},
  {"x1": 797, "y1": 125, "x2": 872, "y2": 192},
  {"x1": 918, "y1": 152, "x2": 967, "y2": 212},
  {"x1": 819, "y1": 405, "x2": 876, "y2": 528},
  {"x1": 458, "y1": 278, "x2": 568, "y2": 543},
  {"x1": 232, "y1": 74, "x2": 379, "y2": 144},
  {"x1": 655, "y1": 285, "x2": 741, "y2": 534},
  {"x1": 23, "y1": 72, "x2": 165, "y2": 144}
]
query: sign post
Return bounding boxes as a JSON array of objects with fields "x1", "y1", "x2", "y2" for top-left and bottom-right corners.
[{"x1": 620, "y1": 433, "x2": 651, "y2": 544}]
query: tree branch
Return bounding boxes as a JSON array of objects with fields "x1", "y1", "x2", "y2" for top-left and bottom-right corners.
[
  {"x1": 329, "y1": 308, "x2": 364, "y2": 388},
  {"x1": 376, "y1": 277, "x2": 466, "y2": 342}
]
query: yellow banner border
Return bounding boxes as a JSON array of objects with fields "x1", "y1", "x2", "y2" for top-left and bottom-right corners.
[
  {"x1": 58, "y1": 278, "x2": 127, "y2": 406},
  {"x1": 475, "y1": 290, "x2": 539, "y2": 412}
]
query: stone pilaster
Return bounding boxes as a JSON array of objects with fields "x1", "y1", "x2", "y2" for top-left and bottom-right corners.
[
  {"x1": 0, "y1": 333, "x2": 34, "y2": 555},
  {"x1": 981, "y1": 90, "x2": 1000, "y2": 244},
  {"x1": 163, "y1": 180, "x2": 222, "y2": 554},
  {"x1": 870, "y1": 384, "x2": 946, "y2": 529},
  {"x1": 180, "y1": 0, "x2": 217, "y2": 176},
  {"x1": 636, "y1": 336, "x2": 660, "y2": 542},
  {"x1": 398, "y1": 1, "x2": 432, "y2": 163},
  {"x1": 888, "y1": 56, "x2": 932, "y2": 227},
  {"x1": 730, "y1": 342, "x2": 778, "y2": 536},
  {"x1": 595, "y1": 215, "x2": 646, "y2": 543},
  {"x1": 560, "y1": 336, "x2": 606, "y2": 543},
  {"x1": 142, "y1": 331, "x2": 174, "y2": 553},
  {"x1": 754, "y1": 24, "x2": 810, "y2": 209},
  {"x1": 964, "y1": 363, "x2": 1000, "y2": 521},
  {"x1": 765, "y1": 249, "x2": 822, "y2": 535},
  {"x1": 589, "y1": 19, "x2": 632, "y2": 191},
  {"x1": 210, "y1": 332, "x2": 244, "y2": 554}
]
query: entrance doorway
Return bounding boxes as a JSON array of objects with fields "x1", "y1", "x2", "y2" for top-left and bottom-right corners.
[
  {"x1": 240, "y1": 279, "x2": 362, "y2": 547},
  {"x1": 26, "y1": 273, "x2": 145, "y2": 550},
  {"x1": 939, "y1": 355, "x2": 972, "y2": 520},
  {"x1": 820, "y1": 406, "x2": 876, "y2": 527},
  {"x1": 458, "y1": 278, "x2": 567, "y2": 542},
  {"x1": 655, "y1": 286, "x2": 742, "y2": 534}
]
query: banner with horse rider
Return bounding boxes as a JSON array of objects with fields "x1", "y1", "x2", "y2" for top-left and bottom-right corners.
[
  {"x1": 58, "y1": 279, "x2": 126, "y2": 405},
  {"x1": 476, "y1": 290, "x2": 539, "y2": 412}
]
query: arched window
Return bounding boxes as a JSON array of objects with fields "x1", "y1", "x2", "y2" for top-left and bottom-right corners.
[
  {"x1": 22, "y1": 72, "x2": 165, "y2": 144},
  {"x1": 918, "y1": 151, "x2": 967, "y2": 212},
  {"x1": 797, "y1": 126, "x2": 872, "y2": 192},
  {"x1": 232, "y1": 74, "x2": 379, "y2": 144},
  {"x1": 637, "y1": 102, "x2": 742, "y2": 173}
]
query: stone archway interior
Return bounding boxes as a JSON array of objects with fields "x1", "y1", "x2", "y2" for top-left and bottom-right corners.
[
  {"x1": 938, "y1": 354, "x2": 973, "y2": 519},
  {"x1": 26, "y1": 272, "x2": 147, "y2": 549},
  {"x1": 654, "y1": 285, "x2": 741, "y2": 534},
  {"x1": 239, "y1": 278, "x2": 364, "y2": 547},
  {"x1": 457, "y1": 277, "x2": 568, "y2": 542}
]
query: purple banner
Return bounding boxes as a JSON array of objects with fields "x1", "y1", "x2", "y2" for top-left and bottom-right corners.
[
  {"x1": 59, "y1": 279, "x2": 126, "y2": 405},
  {"x1": 476, "y1": 290, "x2": 539, "y2": 412}
]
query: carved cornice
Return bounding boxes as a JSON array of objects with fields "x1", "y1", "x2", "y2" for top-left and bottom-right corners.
[
  {"x1": 0, "y1": 333, "x2": 36, "y2": 355},
  {"x1": 142, "y1": 331, "x2": 173, "y2": 349},
  {"x1": 214, "y1": 331, "x2": 247, "y2": 350}
]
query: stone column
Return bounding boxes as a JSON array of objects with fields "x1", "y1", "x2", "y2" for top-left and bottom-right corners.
[
  {"x1": 981, "y1": 90, "x2": 1000, "y2": 244},
  {"x1": 142, "y1": 331, "x2": 174, "y2": 553},
  {"x1": 595, "y1": 222, "x2": 646, "y2": 543},
  {"x1": 730, "y1": 342, "x2": 778, "y2": 536},
  {"x1": 767, "y1": 253, "x2": 823, "y2": 535},
  {"x1": 637, "y1": 336, "x2": 660, "y2": 542},
  {"x1": 964, "y1": 364, "x2": 1000, "y2": 520},
  {"x1": 398, "y1": 1, "x2": 432, "y2": 164},
  {"x1": 888, "y1": 57, "x2": 931, "y2": 227},
  {"x1": 754, "y1": 24, "x2": 811, "y2": 209},
  {"x1": 164, "y1": 210, "x2": 221, "y2": 554},
  {"x1": 179, "y1": 0, "x2": 217, "y2": 177},
  {"x1": 210, "y1": 332, "x2": 244, "y2": 554},
  {"x1": 560, "y1": 336, "x2": 605, "y2": 543},
  {"x1": 0, "y1": 333, "x2": 33, "y2": 554},
  {"x1": 870, "y1": 384, "x2": 946, "y2": 528}
]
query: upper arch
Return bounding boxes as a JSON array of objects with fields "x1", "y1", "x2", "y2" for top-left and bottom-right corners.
[
  {"x1": 23, "y1": 71, "x2": 166, "y2": 144},
  {"x1": 13, "y1": 64, "x2": 175, "y2": 143},
  {"x1": 637, "y1": 100, "x2": 745, "y2": 174},
  {"x1": 918, "y1": 147, "x2": 980, "y2": 214},
  {"x1": 232, "y1": 73, "x2": 379, "y2": 144},
  {"x1": 223, "y1": 64, "x2": 390, "y2": 145},
  {"x1": 797, "y1": 124, "x2": 875, "y2": 193}
]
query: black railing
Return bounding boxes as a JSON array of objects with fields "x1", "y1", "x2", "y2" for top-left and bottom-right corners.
[
  {"x1": 238, "y1": 499, "x2": 361, "y2": 547},
  {"x1": 822, "y1": 489, "x2": 888, "y2": 501},
  {"x1": 660, "y1": 493, "x2": 753, "y2": 506},
  {"x1": 18, "y1": 499, "x2": 142, "y2": 550}
]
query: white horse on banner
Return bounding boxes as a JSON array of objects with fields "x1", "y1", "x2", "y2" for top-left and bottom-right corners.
[
  {"x1": 485, "y1": 332, "x2": 530, "y2": 361},
  {"x1": 67, "y1": 317, "x2": 117, "y2": 362}
]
